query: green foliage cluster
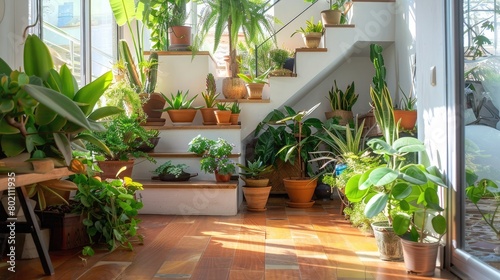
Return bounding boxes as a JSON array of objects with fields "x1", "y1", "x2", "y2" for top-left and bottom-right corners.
[
  {"x1": 327, "y1": 80, "x2": 358, "y2": 111},
  {"x1": 237, "y1": 158, "x2": 273, "y2": 179},
  {"x1": 291, "y1": 17, "x2": 324, "y2": 36},
  {"x1": 269, "y1": 49, "x2": 291, "y2": 70},
  {"x1": 73, "y1": 175, "x2": 144, "y2": 256},
  {"x1": 188, "y1": 135, "x2": 236, "y2": 175},
  {"x1": 162, "y1": 90, "x2": 199, "y2": 110},
  {"x1": 153, "y1": 161, "x2": 189, "y2": 178}
]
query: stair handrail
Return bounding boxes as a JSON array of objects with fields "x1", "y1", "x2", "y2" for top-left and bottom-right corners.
[{"x1": 255, "y1": 0, "x2": 319, "y2": 77}]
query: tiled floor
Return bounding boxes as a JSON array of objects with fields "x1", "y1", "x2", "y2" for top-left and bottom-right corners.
[{"x1": 1, "y1": 195, "x2": 460, "y2": 279}]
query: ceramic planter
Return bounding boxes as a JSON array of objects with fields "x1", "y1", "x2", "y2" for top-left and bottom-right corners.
[
  {"x1": 302, "y1": 32, "x2": 323, "y2": 48},
  {"x1": 168, "y1": 26, "x2": 191, "y2": 51},
  {"x1": 321, "y1": 9, "x2": 342, "y2": 25},
  {"x1": 393, "y1": 110, "x2": 417, "y2": 130},
  {"x1": 400, "y1": 237, "x2": 440, "y2": 276},
  {"x1": 243, "y1": 178, "x2": 270, "y2": 188},
  {"x1": 245, "y1": 83, "x2": 265, "y2": 99},
  {"x1": 97, "y1": 160, "x2": 135, "y2": 180},
  {"x1": 222, "y1": 77, "x2": 247, "y2": 99},
  {"x1": 166, "y1": 109, "x2": 197, "y2": 125},
  {"x1": 214, "y1": 110, "x2": 231, "y2": 125},
  {"x1": 230, "y1": 113, "x2": 239, "y2": 125},
  {"x1": 371, "y1": 221, "x2": 404, "y2": 261},
  {"x1": 283, "y1": 177, "x2": 318, "y2": 208},
  {"x1": 215, "y1": 171, "x2": 231, "y2": 182},
  {"x1": 140, "y1": 93, "x2": 166, "y2": 121},
  {"x1": 325, "y1": 110, "x2": 354, "y2": 125},
  {"x1": 242, "y1": 186, "x2": 271, "y2": 212},
  {"x1": 200, "y1": 108, "x2": 217, "y2": 125}
]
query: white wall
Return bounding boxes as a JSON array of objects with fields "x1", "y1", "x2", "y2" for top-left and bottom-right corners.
[{"x1": 0, "y1": 0, "x2": 29, "y2": 69}]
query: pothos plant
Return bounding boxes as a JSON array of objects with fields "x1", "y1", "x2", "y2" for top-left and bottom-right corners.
[{"x1": 72, "y1": 174, "x2": 144, "y2": 256}]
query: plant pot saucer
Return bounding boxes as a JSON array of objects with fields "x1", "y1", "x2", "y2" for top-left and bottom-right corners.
[
  {"x1": 144, "y1": 118, "x2": 166, "y2": 126},
  {"x1": 286, "y1": 200, "x2": 315, "y2": 208},
  {"x1": 246, "y1": 207, "x2": 267, "y2": 212},
  {"x1": 216, "y1": 122, "x2": 231, "y2": 126}
]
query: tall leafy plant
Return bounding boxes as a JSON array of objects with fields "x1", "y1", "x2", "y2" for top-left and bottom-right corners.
[
  {"x1": 369, "y1": 43, "x2": 398, "y2": 145},
  {"x1": 193, "y1": 0, "x2": 275, "y2": 78}
]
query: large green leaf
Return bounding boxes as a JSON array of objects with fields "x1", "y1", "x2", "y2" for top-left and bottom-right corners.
[
  {"x1": 74, "y1": 134, "x2": 112, "y2": 157},
  {"x1": 345, "y1": 174, "x2": 368, "y2": 202},
  {"x1": 59, "y1": 64, "x2": 77, "y2": 99},
  {"x1": 35, "y1": 103, "x2": 58, "y2": 125},
  {"x1": 109, "y1": 0, "x2": 137, "y2": 26},
  {"x1": 400, "y1": 165, "x2": 427, "y2": 185},
  {"x1": 365, "y1": 193, "x2": 388, "y2": 218},
  {"x1": 392, "y1": 182, "x2": 412, "y2": 200},
  {"x1": 431, "y1": 214, "x2": 447, "y2": 235},
  {"x1": 369, "y1": 167, "x2": 398, "y2": 187},
  {"x1": 393, "y1": 137, "x2": 426, "y2": 153},
  {"x1": 53, "y1": 133, "x2": 72, "y2": 166},
  {"x1": 0, "y1": 118, "x2": 20, "y2": 134},
  {"x1": 393, "y1": 214, "x2": 411, "y2": 235},
  {"x1": 23, "y1": 35, "x2": 54, "y2": 81},
  {"x1": 1, "y1": 133, "x2": 25, "y2": 157},
  {"x1": 88, "y1": 106, "x2": 124, "y2": 121},
  {"x1": 74, "y1": 71, "x2": 113, "y2": 115},
  {"x1": 0, "y1": 57, "x2": 12, "y2": 75},
  {"x1": 23, "y1": 84, "x2": 92, "y2": 130},
  {"x1": 424, "y1": 187, "x2": 443, "y2": 211}
]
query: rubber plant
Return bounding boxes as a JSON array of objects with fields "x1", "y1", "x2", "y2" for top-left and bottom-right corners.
[{"x1": 0, "y1": 34, "x2": 121, "y2": 166}]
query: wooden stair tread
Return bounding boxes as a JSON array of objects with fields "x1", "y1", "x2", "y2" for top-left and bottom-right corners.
[
  {"x1": 218, "y1": 99, "x2": 271, "y2": 103},
  {"x1": 295, "y1": 48, "x2": 328, "y2": 52},
  {"x1": 324, "y1": 24, "x2": 355, "y2": 28},
  {"x1": 147, "y1": 152, "x2": 241, "y2": 158},
  {"x1": 142, "y1": 125, "x2": 241, "y2": 130},
  {"x1": 138, "y1": 179, "x2": 238, "y2": 189}
]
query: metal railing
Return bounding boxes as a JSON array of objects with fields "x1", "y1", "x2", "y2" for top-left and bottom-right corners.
[{"x1": 254, "y1": 0, "x2": 319, "y2": 77}]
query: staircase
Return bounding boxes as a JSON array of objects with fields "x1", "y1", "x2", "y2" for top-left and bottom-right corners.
[{"x1": 132, "y1": 0, "x2": 396, "y2": 215}]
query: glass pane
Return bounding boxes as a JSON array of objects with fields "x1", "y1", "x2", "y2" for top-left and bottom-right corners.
[
  {"x1": 42, "y1": 0, "x2": 82, "y2": 84},
  {"x1": 463, "y1": 0, "x2": 500, "y2": 271},
  {"x1": 90, "y1": 0, "x2": 115, "y2": 81}
]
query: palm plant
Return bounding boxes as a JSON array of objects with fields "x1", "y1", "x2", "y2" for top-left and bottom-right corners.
[{"x1": 193, "y1": 0, "x2": 275, "y2": 79}]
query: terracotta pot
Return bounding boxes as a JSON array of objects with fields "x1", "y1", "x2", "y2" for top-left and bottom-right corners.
[
  {"x1": 200, "y1": 108, "x2": 217, "y2": 125},
  {"x1": 302, "y1": 32, "x2": 323, "y2": 48},
  {"x1": 245, "y1": 83, "x2": 265, "y2": 99},
  {"x1": 321, "y1": 9, "x2": 342, "y2": 25},
  {"x1": 243, "y1": 186, "x2": 271, "y2": 212},
  {"x1": 325, "y1": 110, "x2": 354, "y2": 125},
  {"x1": 283, "y1": 177, "x2": 318, "y2": 207},
  {"x1": 168, "y1": 26, "x2": 191, "y2": 51},
  {"x1": 98, "y1": 160, "x2": 134, "y2": 180},
  {"x1": 371, "y1": 221, "x2": 404, "y2": 261},
  {"x1": 215, "y1": 171, "x2": 231, "y2": 182},
  {"x1": 140, "y1": 93, "x2": 166, "y2": 120},
  {"x1": 166, "y1": 109, "x2": 197, "y2": 125},
  {"x1": 222, "y1": 77, "x2": 247, "y2": 99},
  {"x1": 401, "y1": 238, "x2": 440, "y2": 276},
  {"x1": 230, "y1": 113, "x2": 239, "y2": 125},
  {"x1": 243, "y1": 178, "x2": 270, "y2": 188},
  {"x1": 214, "y1": 110, "x2": 231, "y2": 125},
  {"x1": 393, "y1": 110, "x2": 417, "y2": 130}
]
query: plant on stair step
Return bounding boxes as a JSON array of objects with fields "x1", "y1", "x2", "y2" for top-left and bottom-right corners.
[
  {"x1": 305, "y1": 0, "x2": 353, "y2": 25},
  {"x1": 325, "y1": 80, "x2": 358, "y2": 125},
  {"x1": 291, "y1": 17, "x2": 324, "y2": 48},
  {"x1": 187, "y1": 135, "x2": 236, "y2": 181}
]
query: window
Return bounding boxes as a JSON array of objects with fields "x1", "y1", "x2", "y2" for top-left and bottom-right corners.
[{"x1": 35, "y1": 0, "x2": 116, "y2": 86}]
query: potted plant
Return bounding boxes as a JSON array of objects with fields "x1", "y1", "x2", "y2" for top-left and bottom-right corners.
[
  {"x1": 325, "y1": 80, "x2": 358, "y2": 125},
  {"x1": 269, "y1": 48, "x2": 294, "y2": 77},
  {"x1": 237, "y1": 68, "x2": 270, "y2": 100},
  {"x1": 193, "y1": 0, "x2": 275, "y2": 99},
  {"x1": 345, "y1": 137, "x2": 447, "y2": 264},
  {"x1": 305, "y1": 0, "x2": 353, "y2": 25},
  {"x1": 83, "y1": 114, "x2": 156, "y2": 179},
  {"x1": 237, "y1": 158, "x2": 274, "y2": 211},
  {"x1": 200, "y1": 73, "x2": 220, "y2": 125},
  {"x1": 73, "y1": 174, "x2": 144, "y2": 256},
  {"x1": 277, "y1": 103, "x2": 323, "y2": 207},
  {"x1": 291, "y1": 17, "x2": 324, "y2": 48},
  {"x1": 152, "y1": 160, "x2": 196, "y2": 181},
  {"x1": 394, "y1": 88, "x2": 418, "y2": 131},
  {"x1": 187, "y1": 135, "x2": 236, "y2": 182},
  {"x1": 161, "y1": 90, "x2": 199, "y2": 125},
  {"x1": 229, "y1": 102, "x2": 241, "y2": 125},
  {"x1": 214, "y1": 103, "x2": 232, "y2": 125},
  {"x1": 0, "y1": 34, "x2": 120, "y2": 168},
  {"x1": 168, "y1": 0, "x2": 191, "y2": 50}
]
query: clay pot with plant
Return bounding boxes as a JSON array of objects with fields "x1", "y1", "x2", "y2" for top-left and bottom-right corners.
[
  {"x1": 269, "y1": 48, "x2": 293, "y2": 76},
  {"x1": 187, "y1": 135, "x2": 236, "y2": 182},
  {"x1": 237, "y1": 68, "x2": 270, "y2": 100},
  {"x1": 230, "y1": 102, "x2": 241, "y2": 125},
  {"x1": 161, "y1": 90, "x2": 200, "y2": 125},
  {"x1": 325, "y1": 80, "x2": 358, "y2": 125},
  {"x1": 291, "y1": 17, "x2": 324, "y2": 48},
  {"x1": 193, "y1": 0, "x2": 274, "y2": 99},
  {"x1": 214, "y1": 103, "x2": 232, "y2": 125},
  {"x1": 237, "y1": 158, "x2": 274, "y2": 211},
  {"x1": 200, "y1": 73, "x2": 220, "y2": 125}
]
